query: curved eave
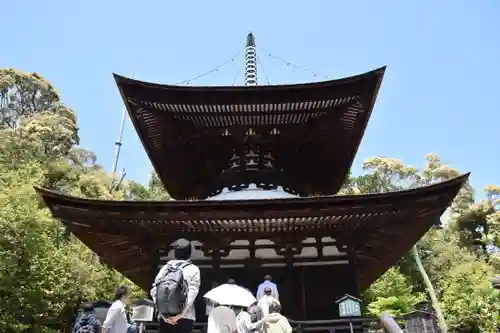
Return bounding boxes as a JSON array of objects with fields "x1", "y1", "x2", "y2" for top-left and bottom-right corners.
[
  {"x1": 35, "y1": 173, "x2": 468, "y2": 216},
  {"x1": 113, "y1": 67, "x2": 386, "y2": 200},
  {"x1": 113, "y1": 66, "x2": 386, "y2": 94},
  {"x1": 35, "y1": 173, "x2": 469, "y2": 290}
]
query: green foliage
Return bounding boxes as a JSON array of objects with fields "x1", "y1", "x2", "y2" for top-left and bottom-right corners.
[
  {"x1": 450, "y1": 184, "x2": 500, "y2": 256},
  {"x1": 0, "y1": 68, "x2": 156, "y2": 332},
  {"x1": 367, "y1": 296, "x2": 424, "y2": 318},
  {"x1": 365, "y1": 267, "x2": 416, "y2": 301},
  {"x1": 364, "y1": 267, "x2": 425, "y2": 317},
  {"x1": 0, "y1": 162, "x2": 120, "y2": 332},
  {"x1": 440, "y1": 261, "x2": 500, "y2": 333},
  {"x1": 418, "y1": 230, "x2": 500, "y2": 332},
  {"x1": 347, "y1": 155, "x2": 500, "y2": 332},
  {"x1": 0, "y1": 69, "x2": 60, "y2": 129},
  {"x1": 124, "y1": 172, "x2": 170, "y2": 201}
]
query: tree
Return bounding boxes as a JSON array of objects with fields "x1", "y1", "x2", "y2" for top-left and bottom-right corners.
[
  {"x1": 0, "y1": 69, "x2": 60, "y2": 129},
  {"x1": 411, "y1": 245, "x2": 448, "y2": 333},
  {"x1": 354, "y1": 155, "x2": 500, "y2": 332},
  {"x1": 440, "y1": 258, "x2": 500, "y2": 333},
  {"x1": 0, "y1": 162, "x2": 122, "y2": 332},
  {"x1": 420, "y1": 225, "x2": 500, "y2": 332},
  {"x1": 451, "y1": 184, "x2": 500, "y2": 256},
  {"x1": 125, "y1": 172, "x2": 170, "y2": 201},
  {"x1": 0, "y1": 68, "x2": 143, "y2": 332},
  {"x1": 349, "y1": 155, "x2": 470, "y2": 332},
  {"x1": 364, "y1": 267, "x2": 425, "y2": 317}
]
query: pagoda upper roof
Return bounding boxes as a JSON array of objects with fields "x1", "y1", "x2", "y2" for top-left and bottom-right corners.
[
  {"x1": 35, "y1": 173, "x2": 468, "y2": 290},
  {"x1": 114, "y1": 67, "x2": 385, "y2": 200}
]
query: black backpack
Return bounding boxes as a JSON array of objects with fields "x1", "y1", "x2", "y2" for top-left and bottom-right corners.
[
  {"x1": 155, "y1": 261, "x2": 191, "y2": 315},
  {"x1": 74, "y1": 316, "x2": 97, "y2": 333},
  {"x1": 75, "y1": 325, "x2": 95, "y2": 333}
]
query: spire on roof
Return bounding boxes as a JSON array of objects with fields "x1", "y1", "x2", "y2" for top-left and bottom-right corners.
[{"x1": 245, "y1": 33, "x2": 257, "y2": 85}]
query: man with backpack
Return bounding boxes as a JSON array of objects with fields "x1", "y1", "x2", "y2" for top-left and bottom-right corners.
[
  {"x1": 73, "y1": 303, "x2": 102, "y2": 333},
  {"x1": 151, "y1": 238, "x2": 201, "y2": 333}
]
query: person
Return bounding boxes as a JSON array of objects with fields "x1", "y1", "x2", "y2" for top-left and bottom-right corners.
[
  {"x1": 73, "y1": 303, "x2": 102, "y2": 333},
  {"x1": 261, "y1": 299, "x2": 292, "y2": 333},
  {"x1": 256, "y1": 275, "x2": 278, "y2": 300},
  {"x1": 207, "y1": 306, "x2": 237, "y2": 333},
  {"x1": 248, "y1": 301, "x2": 260, "y2": 323},
  {"x1": 151, "y1": 238, "x2": 201, "y2": 333},
  {"x1": 257, "y1": 287, "x2": 273, "y2": 318},
  {"x1": 206, "y1": 281, "x2": 220, "y2": 319},
  {"x1": 235, "y1": 305, "x2": 264, "y2": 333},
  {"x1": 102, "y1": 286, "x2": 132, "y2": 333}
]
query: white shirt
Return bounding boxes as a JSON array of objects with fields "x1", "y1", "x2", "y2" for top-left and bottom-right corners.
[
  {"x1": 208, "y1": 306, "x2": 237, "y2": 333},
  {"x1": 258, "y1": 295, "x2": 273, "y2": 318},
  {"x1": 236, "y1": 310, "x2": 263, "y2": 333},
  {"x1": 256, "y1": 281, "x2": 279, "y2": 300},
  {"x1": 150, "y1": 259, "x2": 201, "y2": 321},
  {"x1": 103, "y1": 300, "x2": 128, "y2": 333}
]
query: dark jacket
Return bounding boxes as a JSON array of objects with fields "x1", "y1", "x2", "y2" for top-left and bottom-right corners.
[{"x1": 73, "y1": 312, "x2": 102, "y2": 333}]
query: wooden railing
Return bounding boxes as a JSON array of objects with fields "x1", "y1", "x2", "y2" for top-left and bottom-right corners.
[
  {"x1": 379, "y1": 312, "x2": 404, "y2": 333},
  {"x1": 143, "y1": 316, "x2": 406, "y2": 333}
]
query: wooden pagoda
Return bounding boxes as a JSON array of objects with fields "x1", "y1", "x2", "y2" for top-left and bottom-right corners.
[{"x1": 36, "y1": 47, "x2": 468, "y2": 320}]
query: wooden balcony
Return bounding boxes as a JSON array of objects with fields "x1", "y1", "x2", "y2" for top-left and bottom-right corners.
[{"x1": 143, "y1": 317, "x2": 406, "y2": 333}]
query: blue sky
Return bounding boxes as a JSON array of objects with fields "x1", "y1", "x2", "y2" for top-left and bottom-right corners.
[{"x1": 2, "y1": 1, "x2": 499, "y2": 199}]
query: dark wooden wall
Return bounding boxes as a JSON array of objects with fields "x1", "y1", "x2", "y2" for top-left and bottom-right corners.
[
  {"x1": 192, "y1": 263, "x2": 358, "y2": 321},
  {"x1": 155, "y1": 237, "x2": 357, "y2": 320}
]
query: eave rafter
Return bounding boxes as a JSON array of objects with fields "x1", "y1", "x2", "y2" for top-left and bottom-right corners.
[
  {"x1": 113, "y1": 67, "x2": 386, "y2": 199},
  {"x1": 35, "y1": 173, "x2": 469, "y2": 290}
]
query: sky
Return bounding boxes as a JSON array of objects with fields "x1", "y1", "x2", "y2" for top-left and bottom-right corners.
[{"x1": 2, "y1": 1, "x2": 500, "y2": 199}]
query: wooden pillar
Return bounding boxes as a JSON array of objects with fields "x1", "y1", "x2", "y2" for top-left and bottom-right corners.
[
  {"x1": 337, "y1": 232, "x2": 360, "y2": 298},
  {"x1": 244, "y1": 256, "x2": 261, "y2": 294},
  {"x1": 153, "y1": 244, "x2": 161, "y2": 268},
  {"x1": 201, "y1": 237, "x2": 221, "y2": 284},
  {"x1": 248, "y1": 240, "x2": 256, "y2": 283},
  {"x1": 212, "y1": 252, "x2": 221, "y2": 283},
  {"x1": 285, "y1": 247, "x2": 295, "y2": 318},
  {"x1": 150, "y1": 245, "x2": 160, "y2": 297},
  {"x1": 299, "y1": 266, "x2": 307, "y2": 320},
  {"x1": 346, "y1": 245, "x2": 360, "y2": 298}
]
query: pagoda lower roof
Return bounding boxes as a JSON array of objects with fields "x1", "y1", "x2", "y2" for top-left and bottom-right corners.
[
  {"x1": 114, "y1": 67, "x2": 385, "y2": 200},
  {"x1": 35, "y1": 174, "x2": 468, "y2": 290}
]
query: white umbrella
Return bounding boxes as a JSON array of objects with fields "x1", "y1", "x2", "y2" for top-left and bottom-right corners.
[{"x1": 204, "y1": 284, "x2": 257, "y2": 307}]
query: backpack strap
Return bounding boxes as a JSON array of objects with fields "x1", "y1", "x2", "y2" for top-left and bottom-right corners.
[
  {"x1": 167, "y1": 261, "x2": 191, "y2": 271},
  {"x1": 157, "y1": 262, "x2": 191, "y2": 284},
  {"x1": 167, "y1": 261, "x2": 190, "y2": 270},
  {"x1": 179, "y1": 262, "x2": 192, "y2": 280},
  {"x1": 180, "y1": 262, "x2": 191, "y2": 269}
]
